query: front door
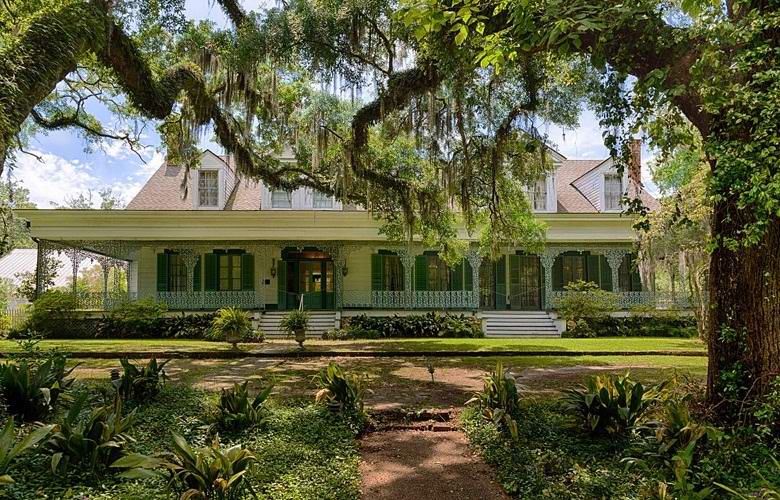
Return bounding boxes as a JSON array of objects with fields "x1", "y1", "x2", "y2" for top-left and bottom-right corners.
[
  {"x1": 279, "y1": 248, "x2": 334, "y2": 310},
  {"x1": 509, "y1": 254, "x2": 542, "y2": 310}
]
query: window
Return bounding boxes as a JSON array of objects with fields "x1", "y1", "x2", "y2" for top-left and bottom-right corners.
[
  {"x1": 531, "y1": 177, "x2": 547, "y2": 211},
  {"x1": 426, "y1": 255, "x2": 451, "y2": 291},
  {"x1": 561, "y1": 255, "x2": 586, "y2": 287},
  {"x1": 168, "y1": 254, "x2": 187, "y2": 292},
  {"x1": 313, "y1": 190, "x2": 334, "y2": 209},
  {"x1": 383, "y1": 255, "x2": 404, "y2": 291},
  {"x1": 218, "y1": 253, "x2": 242, "y2": 291},
  {"x1": 271, "y1": 190, "x2": 292, "y2": 208},
  {"x1": 604, "y1": 173, "x2": 623, "y2": 211},
  {"x1": 198, "y1": 170, "x2": 219, "y2": 207}
]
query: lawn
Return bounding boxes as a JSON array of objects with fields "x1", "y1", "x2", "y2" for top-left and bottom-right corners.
[{"x1": 0, "y1": 336, "x2": 706, "y2": 355}]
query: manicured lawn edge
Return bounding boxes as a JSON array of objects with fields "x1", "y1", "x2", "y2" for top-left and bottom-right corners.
[{"x1": 0, "y1": 349, "x2": 708, "y2": 359}]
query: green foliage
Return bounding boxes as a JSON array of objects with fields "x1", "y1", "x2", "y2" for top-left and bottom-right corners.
[
  {"x1": 467, "y1": 362, "x2": 520, "y2": 439},
  {"x1": 755, "y1": 377, "x2": 780, "y2": 441},
  {"x1": 24, "y1": 290, "x2": 80, "y2": 336},
  {"x1": 110, "y1": 298, "x2": 168, "y2": 331},
  {"x1": 0, "y1": 352, "x2": 75, "y2": 421},
  {"x1": 0, "y1": 417, "x2": 53, "y2": 484},
  {"x1": 116, "y1": 357, "x2": 170, "y2": 402},
  {"x1": 335, "y1": 312, "x2": 483, "y2": 339},
  {"x1": 564, "y1": 315, "x2": 698, "y2": 339},
  {"x1": 555, "y1": 281, "x2": 618, "y2": 337},
  {"x1": 208, "y1": 307, "x2": 253, "y2": 348},
  {"x1": 279, "y1": 309, "x2": 309, "y2": 335},
  {"x1": 14, "y1": 255, "x2": 61, "y2": 303},
  {"x1": 43, "y1": 394, "x2": 137, "y2": 474},
  {"x1": 217, "y1": 381, "x2": 273, "y2": 431},
  {"x1": 115, "y1": 433, "x2": 257, "y2": 500},
  {"x1": 564, "y1": 372, "x2": 669, "y2": 435},
  {"x1": 314, "y1": 362, "x2": 369, "y2": 417}
]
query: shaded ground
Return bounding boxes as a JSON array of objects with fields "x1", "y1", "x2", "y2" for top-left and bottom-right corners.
[{"x1": 360, "y1": 429, "x2": 509, "y2": 500}]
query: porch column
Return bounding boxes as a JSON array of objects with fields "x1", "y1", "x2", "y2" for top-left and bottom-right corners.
[
  {"x1": 603, "y1": 249, "x2": 628, "y2": 294},
  {"x1": 333, "y1": 247, "x2": 346, "y2": 310},
  {"x1": 35, "y1": 240, "x2": 50, "y2": 298},
  {"x1": 466, "y1": 247, "x2": 483, "y2": 309},
  {"x1": 177, "y1": 248, "x2": 201, "y2": 294},
  {"x1": 397, "y1": 245, "x2": 419, "y2": 309},
  {"x1": 97, "y1": 256, "x2": 111, "y2": 309},
  {"x1": 540, "y1": 248, "x2": 561, "y2": 310},
  {"x1": 67, "y1": 248, "x2": 84, "y2": 295}
]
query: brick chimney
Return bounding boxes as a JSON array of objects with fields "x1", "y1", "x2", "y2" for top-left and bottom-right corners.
[{"x1": 628, "y1": 139, "x2": 642, "y2": 187}]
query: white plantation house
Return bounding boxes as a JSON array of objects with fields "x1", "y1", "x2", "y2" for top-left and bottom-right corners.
[{"x1": 18, "y1": 143, "x2": 670, "y2": 337}]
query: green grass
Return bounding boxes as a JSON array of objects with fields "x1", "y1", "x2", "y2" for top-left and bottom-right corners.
[
  {"x1": 4, "y1": 384, "x2": 361, "y2": 499},
  {"x1": 0, "y1": 336, "x2": 705, "y2": 355}
]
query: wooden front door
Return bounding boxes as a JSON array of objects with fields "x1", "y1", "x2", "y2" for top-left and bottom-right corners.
[
  {"x1": 509, "y1": 255, "x2": 542, "y2": 310},
  {"x1": 278, "y1": 248, "x2": 334, "y2": 310}
]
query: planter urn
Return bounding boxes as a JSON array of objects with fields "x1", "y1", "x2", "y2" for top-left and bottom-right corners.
[{"x1": 294, "y1": 328, "x2": 306, "y2": 348}]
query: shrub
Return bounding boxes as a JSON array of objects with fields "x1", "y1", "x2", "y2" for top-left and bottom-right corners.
[
  {"x1": 581, "y1": 315, "x2": 698, "y2": 338},
  {"x1": 563, "y1": 372, "x2": 669, "y2": 434},
  {"x1": 116, "y1": 358, "x2": 170, "y2": 401},
  {"x1": 114, "y1": 433, "x2": 257, "y2": 499},
  {"x1": 42, "y1": 394, "x2": 137, "y2": 473},
  {"x1": 340, "y1": 312, "x2": 483, "y2": 339},
  {"x1": 0, "y1": 353, "x2": 75, "y2": 421},
  {"x1": 314, "y1": 362, "x2": 369, "y2": 416},
  {"x1": 0, "y1": 418, "x2": 54, "y2": 484},
  {"x1": 23, "y1": 290, "x2": 80, "y2": 337},
  {"x1": 109, "y1": 298, "x2": 167, "y2": 332},
  {"x1": 217, "y1": 381, "x2": 273, "y2": 430},
  {"x1": 554, "y1": 280, "x2": 618, "y2": 336},
  {"x1": 209, "y1": 308, "x2": 253, "y2": 348},
  {"x1": 467, "y1": 362, "x2": 521, "y2": 439}
]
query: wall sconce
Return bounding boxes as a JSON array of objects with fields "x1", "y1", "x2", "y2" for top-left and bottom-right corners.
[
  {"x1": 270, "y1": 258, "x2": 277, "y2": 278},
  {"x1": 342, "y1": 266, "x2": 348, "y2": 276}
]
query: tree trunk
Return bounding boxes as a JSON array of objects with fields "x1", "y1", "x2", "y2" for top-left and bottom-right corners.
[{"x1": 707, "y1": 199, "x2": 780, "y2": 406}]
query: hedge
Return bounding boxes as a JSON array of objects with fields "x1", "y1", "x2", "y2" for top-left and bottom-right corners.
[
  {"x1": 563, "y1": 315, "x2": 698, "y2": 338},
  {"x1": 323, "y1": 312, "x2": 484, "y2": 340}
]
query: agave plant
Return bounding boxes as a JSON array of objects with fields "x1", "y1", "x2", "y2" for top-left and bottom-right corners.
[
  {"x1": 217, "y1": 381, "x2": 273, "y2": 430},
  {"x1": 467, "y1": 362, "x2": 521, "y2": 439},
  {"x1": 564, "y1": 372, "x2": 669, "y2": 434},
  {"x1": 0, "y1": 354, "x2": 76, "y2": 421},
  {"x1": 42, "y1": 393, "x2": 137, "y2": 473},
  {"x1": 117, "y1": 357, "x2": 170, "y2": 401},
  {"x1": 113, "y1": 433, "x2": 257, "y2": 500},
  {"x1": 314, "y1": 362, "x2": 369, "y2": 415},
  {"x1": 0, "y1": 418, "x2": 54, "y2": 484}
]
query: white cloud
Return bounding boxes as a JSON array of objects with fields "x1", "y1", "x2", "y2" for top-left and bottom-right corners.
[{"x1": 11, "y1": 151, "x2": 98, "y2": 208}]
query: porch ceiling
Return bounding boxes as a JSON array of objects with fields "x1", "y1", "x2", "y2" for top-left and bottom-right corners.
[{"x1": 16, "y1": 209, "x2": 637, "y2": 244}]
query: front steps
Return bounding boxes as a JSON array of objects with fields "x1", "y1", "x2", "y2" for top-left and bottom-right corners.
[
  {"x1": 482, "y1": 310, "x2": 560, "y2": 338},
  {"x1": 254, "y1": 310, "x2": 337, "y2": 338}
]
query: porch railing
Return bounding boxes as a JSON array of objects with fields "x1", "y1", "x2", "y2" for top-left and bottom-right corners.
[
  {"x1": 156, "y1": 291, "x2": 260, "y2": 310},
  {"x1": 548, "y1": 290, "x2": 693, "y2": 310},
  {"x1": 342, "y1": 290, "x2": 477, "y2": 309}
]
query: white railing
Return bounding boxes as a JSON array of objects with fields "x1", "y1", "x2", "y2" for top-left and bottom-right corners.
[
  {"x1": 342, "y1": 290, "x2": 477, "y2": 309},
  {"x1": 548, "y1": 290, "x2": 693, "y2": 310},
  {"x1": 156, "y1": 291, "x2": 260, "y2": 310}
]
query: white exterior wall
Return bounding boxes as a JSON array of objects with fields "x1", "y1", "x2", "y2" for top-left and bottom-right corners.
[
  {"x1": 573, "y1": 167, "x2": 603, "y2": 211},
  {"x1": 344, "y1": 246, "x2": 373, "y2": 292},
  {"x1": 136, "y1": 246, "x2": 157, "y2": 298},
  {"x1": 190, "y1": 151, "x2": 234, "y2": 210}
]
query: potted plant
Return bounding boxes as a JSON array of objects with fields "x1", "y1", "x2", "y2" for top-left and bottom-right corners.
[
  {"x1": 210, "y1": 307, "x2": 252, "y2": 350},
  {"x1": 280, "y1": 310, "x2": 310, "y2": 348}
]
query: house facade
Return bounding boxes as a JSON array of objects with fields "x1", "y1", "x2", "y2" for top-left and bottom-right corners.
[{"x1": 18, "y1": 148, "x2": 675, "y2": 335}]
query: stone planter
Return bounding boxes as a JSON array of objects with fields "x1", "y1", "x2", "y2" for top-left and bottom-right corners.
[{"x1": 294, "y1": 328, "x2": 306, "y2": 348}]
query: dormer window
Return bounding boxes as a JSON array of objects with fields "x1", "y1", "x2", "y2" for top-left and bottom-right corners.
[
  {"x1": 198, "y1": 170, "x2": 219, "y2": 207},
  {"x1": 313, "y1": 190, "x2": 334, "y2": 209},
  {"x1": 604, "y1": 173, "x2": 623, "y2": 211},
  {"x1": 271, "y1": 190, "x2": 292, "y2": 209},
  {"x1": 531, "y1": 178, "x2": 547, "y2": 211}
]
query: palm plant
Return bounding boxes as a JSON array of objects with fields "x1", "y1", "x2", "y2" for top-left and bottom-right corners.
[
  {"x1": 280, "y1": 309, "x2": 309, "y2": 348},
  {"x1": 211, "y1": 308, "x2": 253, "y2": 350},
  {"x1": 217, "y1": 381, "x2": 273, "y2": 430}
]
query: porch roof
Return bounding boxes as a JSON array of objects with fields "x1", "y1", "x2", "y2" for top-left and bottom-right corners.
[{"x1": 16, "y1": 209, "x2": 637, "y2": 244}]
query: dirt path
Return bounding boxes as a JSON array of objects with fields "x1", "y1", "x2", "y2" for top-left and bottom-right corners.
[{"x1": 360, "y1": 429, "x2": 508, "y2": 500}]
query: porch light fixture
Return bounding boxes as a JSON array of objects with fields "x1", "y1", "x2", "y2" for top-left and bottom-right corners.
[{"x1": 270, "y1": 258, "x2": 277, "y2": 278}]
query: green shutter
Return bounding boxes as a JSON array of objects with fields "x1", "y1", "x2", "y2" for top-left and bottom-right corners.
[
  {"x1": 600, "y1": 255, "x2": 613, "y2": 291},
  {"x1": 193, "y1": 256, "x2": 202, "y2": 291},
  {"x1": 552, "y1": 256, "x2": 564, "y2": 290},
  {"x1": 451, "y1": 262, "x2": 464, "y2": 291},
  {"x1": 277, "y1": 261, "x2": 287, "y2": 309},
  {"x1": 204, "y1": 253, "x2": 218, "y2": 291},
  {"x1": 586, "y1": 253, "x2": 601, "y2": 288},
  {"x1": 371, "y1": 254, "x2": 384, "y2": 291},
  {"x1": 464, "y1": 261, "x2": 473, "y2": 291},
  {"x1": 495, "y1": 256, "x2": 506, "y2": 308},
  {"x1": 415, "y1": 255, "x2": 428, "y2": 291},
  {"x1": 241, "y1": 253, "x2": 254, "y2": 291},
  {"x1": 156, "y1": 253, "x2": 169, "y2": 292}
]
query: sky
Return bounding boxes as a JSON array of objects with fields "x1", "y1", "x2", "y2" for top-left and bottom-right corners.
[{"x1": 11, "y1": 0, "x2": 657, "y2": 209}]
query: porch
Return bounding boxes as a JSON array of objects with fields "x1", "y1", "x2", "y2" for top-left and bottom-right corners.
[{"x1": 32, "y1": 239, "x2": 687, "y2": 312}]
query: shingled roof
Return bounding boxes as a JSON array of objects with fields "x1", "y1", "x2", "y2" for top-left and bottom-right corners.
[{"x1": 127, "y1": 156, "x2": 657, "y2": 213}]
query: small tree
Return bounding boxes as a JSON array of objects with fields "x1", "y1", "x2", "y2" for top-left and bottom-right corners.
[{"x1": 554, "y1": 281, "x2": 618, "y2": 337}]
